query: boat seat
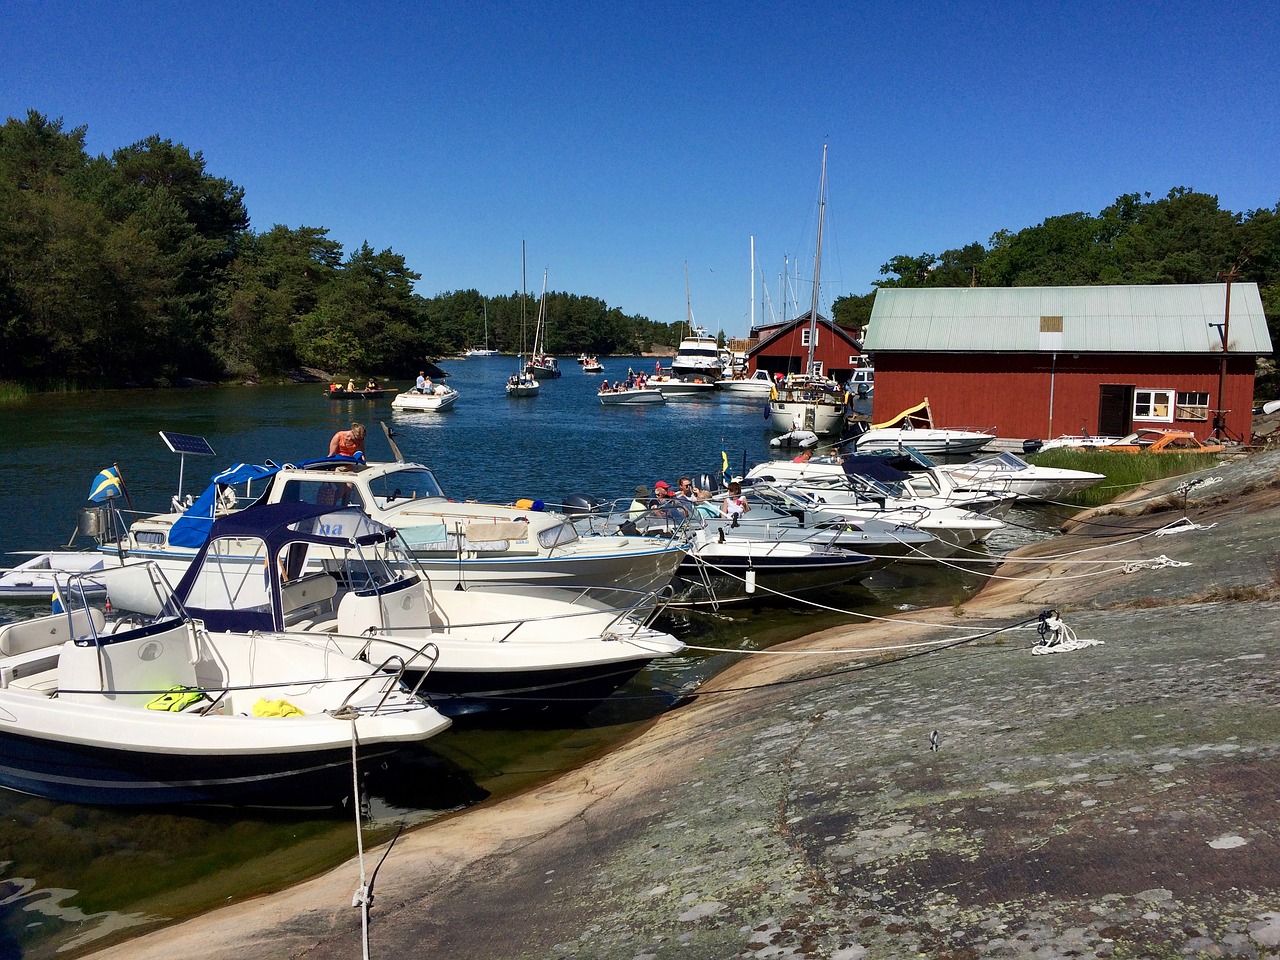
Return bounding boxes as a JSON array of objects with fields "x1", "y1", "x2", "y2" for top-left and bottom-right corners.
[
  {"x1": 0, "y1": 607, "x2": 106, "y2": 658},
  {"x1": 5, "y1": 667, "x2": 59, "y2": 696},
  {"x1": 280, "y1": 573, "x2": 338, "y2": 627}
]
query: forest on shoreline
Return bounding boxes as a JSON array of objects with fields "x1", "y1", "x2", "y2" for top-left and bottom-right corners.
[{"x1": 2, "y1": 110, "x2": 1276, "y2": 392}]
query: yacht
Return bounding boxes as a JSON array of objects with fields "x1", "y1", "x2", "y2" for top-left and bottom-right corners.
[{"x1": 670, "y1": 326, "x2": 724, "y2": 380}]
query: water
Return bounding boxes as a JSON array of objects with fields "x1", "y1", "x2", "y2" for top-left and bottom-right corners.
[{"x1": 0, "y1": 359, "x2": 1064, "y2": 957}]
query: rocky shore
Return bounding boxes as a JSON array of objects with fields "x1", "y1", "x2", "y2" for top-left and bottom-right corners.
[{"x1": 88, "y1": 449, "x2": 1280, "y2": 960}]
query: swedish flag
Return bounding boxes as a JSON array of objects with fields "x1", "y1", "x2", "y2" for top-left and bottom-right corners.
[
  {"x1": 721, "y1": 448, "x2": 731, "y2": 486},
  {"x1": 88, "y1": 466, "x2": 123, "y2": 502}
]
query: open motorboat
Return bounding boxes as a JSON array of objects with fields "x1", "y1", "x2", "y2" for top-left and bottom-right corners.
[
  {"x1": 849, "y1": 399, "x2": 993, "y2": 456},
  {"x1": 171, "y1": 503, "x2": 685, "y2": 716},
  {"x1": 940, "y1": 451, "x2": 1105, "y2": 502},
  {"x1": 599, "y1": 386, "x2": 664, "y2": 405},
  {"x1": 1, "y1": 552, "x2": 108, "y2": 600},
  {"x1": 1036, "y1": 434, "x2": 1123, "y2": 451},
  {"x1": 581, "y1": 358, "x2": 604, "y2": 373},
  {"x1": 647, "y1": 373, "x2": 717, "y2": 397},
  {"x1": 391, "y1": 384, "x2": 459, "y2": 411},
  {"x1": 716, "y1": 369, "x2": 775, "y2": 396},
  {"x1": 89, "y1": 456, "x2": 686, "y2": 596},
  {"x1": 0, "y1": 563, "x2": 450, "y2": 806}
]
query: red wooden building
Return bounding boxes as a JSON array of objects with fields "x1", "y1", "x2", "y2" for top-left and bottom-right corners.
[
  {"x1": 743, "y1": 312, "x2": 866, "y2": 382},
  {"x1": 864, "y1": 284, "x2": 1272, "y2": 443}
]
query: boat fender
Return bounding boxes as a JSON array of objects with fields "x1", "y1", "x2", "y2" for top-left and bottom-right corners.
[{"x1": 745, "y1": 568, "x2": 756, "y2": 594}]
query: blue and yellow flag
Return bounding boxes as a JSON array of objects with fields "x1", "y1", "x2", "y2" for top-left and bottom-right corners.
[
  {"x1": 88, "y1": 466, "x2": 123, "y2": 502},
  {"x1": 721, "y1": 448, "x2": 731, "y2": 486}
]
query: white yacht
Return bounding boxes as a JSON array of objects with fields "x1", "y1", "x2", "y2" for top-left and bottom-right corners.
[{"x1": 670, "y1": 326, "x2": 724, "y2": 379}]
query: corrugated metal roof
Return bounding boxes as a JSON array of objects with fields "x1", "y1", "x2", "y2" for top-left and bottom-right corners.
[{"x1": 864, "y1": 284, "x2": 1273, "y2": 355}]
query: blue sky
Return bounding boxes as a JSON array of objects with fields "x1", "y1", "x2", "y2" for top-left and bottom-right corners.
[{"x1": 4, "y1": 1, "x2": 1277, "y2": 337}]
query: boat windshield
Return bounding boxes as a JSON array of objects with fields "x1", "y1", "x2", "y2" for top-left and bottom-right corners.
[{"x1": 364, "y1": 467, "x2": 446, "y2": 508}]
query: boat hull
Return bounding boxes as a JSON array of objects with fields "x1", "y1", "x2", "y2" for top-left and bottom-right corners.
[
  {"x1": 391, "y1": 391, "x2": 458, "y2": 411},
  {"x1": 854, "y1": 429, "x2": 992, "y2": 456},
  {"x1": 600, "y1": 390, "x2": 664, "y2": 405},
  {"x1": 768, "y1": 399, "x2": 846, "y2": 435}
]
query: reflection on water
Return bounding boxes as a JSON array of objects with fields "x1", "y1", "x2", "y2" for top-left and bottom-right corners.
[{"x1": 0, "y1": 365, "x2": 1068, "y2": 956}]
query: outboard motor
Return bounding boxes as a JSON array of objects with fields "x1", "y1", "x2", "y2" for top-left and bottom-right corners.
[
  {"x1": 694, "y1": 472, "x2": 722, "y2": 495},
  {"x1": 560, "y1": 493, "x2": 601, "y2": 517},
  {"x1": 1023, "y1": 438, "x2": 1044, "y2": 454}
]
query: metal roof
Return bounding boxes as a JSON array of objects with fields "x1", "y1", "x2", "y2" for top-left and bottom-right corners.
[{"x1": 864, "y1": 283, "x2": 1273, "y2": 355}]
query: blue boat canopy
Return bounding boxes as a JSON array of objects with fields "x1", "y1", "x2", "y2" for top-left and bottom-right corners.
[{"x1": 167, "y1": 463, "x2": 280, "y2": 548}]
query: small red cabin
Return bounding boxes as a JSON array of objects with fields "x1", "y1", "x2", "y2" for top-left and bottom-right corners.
[{"x1": 745, "y1": 311, "x2": 866, "y2": 383}]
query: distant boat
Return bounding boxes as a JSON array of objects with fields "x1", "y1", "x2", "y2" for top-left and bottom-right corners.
[
  {"x1": 670, "y1": 263, "x2": 724, "y2": 380},
  {"x1": 849, "y1": 398, "x2": 993, "y2": 456},
  {"x1": 464, "y1": 300, "x2": 499, "y2": 356},
  {"x1": 525, "y1": 270, "x2": 562, "y2": 379},
  {"x1": 508, "y1": 246, "x2": 541, "y2": 397},
  {"x1": 582, "y1": 358, "x2": 604, "y2": 373},
  {"x1": 716, "y1": 369, "x2": 774, "y2": 395}
]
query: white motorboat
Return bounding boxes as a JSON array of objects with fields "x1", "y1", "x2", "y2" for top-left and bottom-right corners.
[
  {"x1": 847, "y1": 363, "x2": 874, "y2": 397},
  {"x1": 582, "y1": 358, "x2": 604, "y2": 373},
  {"x1": 93, "y1": 457, "x2": 686, "y2": 596},
  {"x1": 940, "y1": 451, "x2": 1105, "y2": 502},
  {"x1": 850, "y1": 398, "x2": 993, "y2": 456},
  {"x1": 599, "y1": 387, "x2": 665, "y2": 405},
  {"x1": 172, "y1": 503, "x2": 685, "y2": 716},
  {"x1": 0, "y1": 563, "x2": 450, "y2": 806},
  {"x1": 0, "y1": 552, "x2": 108, "y2": 600},
  {"x1": 1036, "y1": 435, "x2": 1123, "y2": 452},
  {"x1": 716, "y1": 369, "x2": 775, "y2": 395},
  {"x1": 648, "y1": 374, "x2": 716, "y2": 396},
  {"x1": 670, "y1": 327, "x2": 724, "y2": 380},
  {"x1": 391, "y1": 385, "x2": 459, "y2": 411}
]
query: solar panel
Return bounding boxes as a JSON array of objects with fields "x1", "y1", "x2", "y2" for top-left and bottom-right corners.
[{"x1": 159, "y1": 431, "x2": 216, "y2": 457}]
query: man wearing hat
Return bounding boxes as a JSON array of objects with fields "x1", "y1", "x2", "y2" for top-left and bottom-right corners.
[{"x1": 628, "y1": 485, "x2": 652, "y2": 517}]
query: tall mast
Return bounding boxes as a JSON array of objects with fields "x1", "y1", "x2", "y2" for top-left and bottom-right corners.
[
  {"x1": 806, "y1": 144, "x2": 827, "y2": 376},
  {"x1": 749, "y1": 235, "x2": 755, "y2": 333},
  {"x1": 684, "y1": 260, "x2": 694, "y2": 334},
  {"x1": 520, "y1": 241, "x2": 527, "y2": 363}
]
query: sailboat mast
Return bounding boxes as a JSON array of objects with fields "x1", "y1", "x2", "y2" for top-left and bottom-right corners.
[
  {"x1": 806, "y1": 144, "x2": 828, "y2": 375},
  {"x1": 750, "y1": 235, "x2": 755, "y2": 333},
  {"x1": 519, "y1": 242, "x2": 527, "y2": 364},
  {"x1": 684, "y1": 261, "x2": 694, "y2": 334}
]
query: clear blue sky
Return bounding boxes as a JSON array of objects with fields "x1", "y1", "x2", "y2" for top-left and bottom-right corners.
[{"x1": 4, "y1": 1, "x2": 1277, "y2": 337}]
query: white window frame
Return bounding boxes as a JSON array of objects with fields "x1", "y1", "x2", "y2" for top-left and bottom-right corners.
[
  {"x1": 800, "y1": 328, "x2": 817, "y2": 347},
  {"x1": 1133, "y1": 388, "x2": 1175, "y2": 422},
  {"x1": 810, "y1": 361, "x2": 824, "y2": 376},
  {"x1": 1175, "y1": 391, "x2": 1210, "y2": 422}
]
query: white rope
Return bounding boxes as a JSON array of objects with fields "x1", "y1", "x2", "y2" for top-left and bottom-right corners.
[
  {"x1": 1122, "y1": 554, "x2": 1192, "y2": 573},
  {"x1": 1030, "y1": 612, "x2": 1103, "y2": 655},
  {"x1": 1154, "y1": 517, "x2": 1218, "y2": 536},
  {"x1": 349, "y1": 719, "x2": 371, "y2": 960}
]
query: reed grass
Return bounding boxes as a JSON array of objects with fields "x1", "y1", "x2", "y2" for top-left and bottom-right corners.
[
  {"x1": 1027, "y1": 448, "x2": 1225, "y2": 508},
  {"x1": 0, "y1": 381, "x2": 29, "y2": 403}
]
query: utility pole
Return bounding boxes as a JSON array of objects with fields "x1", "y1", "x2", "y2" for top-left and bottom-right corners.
[{"x1": 1210, "y1": 256, "x2": 1248, "y2": 441}]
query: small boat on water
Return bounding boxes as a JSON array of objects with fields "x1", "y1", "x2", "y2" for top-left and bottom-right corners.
[
  {"x1": 716, "y1": 369, "x2": 775, "y2": 396},
  {"x1": 648, "y1": 374, "x2": 716, "y2": 396},
  {"x1": 849, "y1": 398, "x2": 993, "y2": 456},
  {"x1": 940, "y1": 451, "x2": 1105, "y2": 501},
  {"x1": 0, "y1": 552, "x2": 108, "y2": 600},
  {"x1": 324, "y1": 384, "x2": 396, "y2": 400},
  {"x1": 0, "y1": 563, "x2": 451, "y2": 806},
  {"x1": 391, "y1": 385, "x2": 459, "y2": 411},
  {"x1": 581, "y1": 358, "x2": 604, "y2": 373},
  {"x1": 599, "y1": 387, "x2": 664, "y2": 405}
]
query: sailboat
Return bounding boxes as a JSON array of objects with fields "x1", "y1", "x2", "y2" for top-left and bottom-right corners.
[
  {"x1": 524, "y1": 270, "x2": 562, "y2": 379},
  {"x1": 506, "y1": 246, "x2": 540, "y2": 397},
  {"x1": 768, "y1": 145, "x2": 848, "y2": 439},
  {"x1": 465, "y1": 300, "x2": 499, "y2": 357}
]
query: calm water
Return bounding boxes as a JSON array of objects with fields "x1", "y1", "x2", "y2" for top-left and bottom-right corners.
[{"x1": 0, "y1": 359, "x2": 1061, "y2": 958}]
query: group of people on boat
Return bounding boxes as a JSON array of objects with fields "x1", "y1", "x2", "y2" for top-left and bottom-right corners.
[
  {"x1": 627, "y1": 475, "x2": 749, "y2": 524},
  {"x1": 413, "y1": 371, "x2": 450, "y2": 396},
  {"x1": 328, "y1": 378, "x2": 381, "y2": 394},
  {"x1": 599, "y1": 370, "x2": 649, "y2": 393}
]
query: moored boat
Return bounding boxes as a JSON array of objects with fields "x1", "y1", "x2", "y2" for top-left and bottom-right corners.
[
  {"x1": 849, "y1": 398, "x2": 993, "y2": 456},
  {"x1": 599, "y1": 387, "x2": 665, "y2": 405},
  {"x1": 716, "y1": 369, "x2": 775, "y2": 395},
  {"x1": 0, "y1": 563, "x2": 450, "y2": 806}
]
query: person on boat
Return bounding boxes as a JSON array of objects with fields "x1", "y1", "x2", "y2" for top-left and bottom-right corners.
[
  {"x1": 600, "y1": 379, "x2": 610, "y2": 392},
  {"x1": 792, "y1": 449, "x2": 814, "y2": 463},
  {"x1": 347, "y1": 378, "x2": 356, "y2": 392},
  {"x1": 328, "y1": 422, "x2": 366, "y2": 458},
  {"x1": 432, "y1": 381, "x2": 448, "y2": 396},
  {"x1": 628, "y1": 485, "x2": 652, "y2": 517},
  {"x1": 366, "y1": 378, "x2": 377, "y2": 390},
  {"x1": 677, "y1": 476, "x2": 710, "y2": 501},
  {"x1": 721, "y1": 481, "x2": 749, "y2": 523},
  {"x1": 416, "y1": 371, "x2": 427, "y2": 393}
]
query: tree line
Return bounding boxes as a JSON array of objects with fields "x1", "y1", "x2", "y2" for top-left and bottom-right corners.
[
  {"x1": 0, "y1": 111, "x2": 682, "y2": 388},
  {"x1": 3, "y1": 111, "x2": 1277, "y2": 390},
  {"x1": 832, "y1": 189, "x2": 1280, "y2": 361}
]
